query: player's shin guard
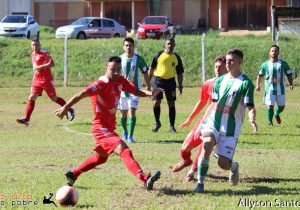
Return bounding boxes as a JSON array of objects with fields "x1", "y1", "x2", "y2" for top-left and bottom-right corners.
[
  {"x1": 25, "y1": 100, "x2": 35, "y2": 120},
  {"x1": 180, "y1": 149, "x2": 191, "y2": 161},
  {"x1": 120, "y1": 117, "x2": 128, "y2": 133},
  {"x1": 275, "y1": 106, "x2": 284, "y2": 116},
  {"x1": 153, "y1": 106, "x2": 161, "y2": 123},
  {"x1": 119, "y1": 148, "x2": 146, "y2": 183},
  {"x1": 192, "y1": 143, "x2": 203, "y2": 171},
  {"x1": 128, "y1": 116, "x2": 136, "y2": 137},
  {"x1": 197, "y1": 158, "x2": 209, "y2": 184},
  {"x1": 72, "y1": 154, "x2": 108, "y2": 179},
  {"x1": 267, "y1": 108, "x2": 274, "y2": 124}
]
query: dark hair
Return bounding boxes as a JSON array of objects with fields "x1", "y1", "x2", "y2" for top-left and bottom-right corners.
[
  {"x1": 270, "y1": 44, "x2": 280, "y2": 52},
  {"x1": 227, "y1": 48, "x2": 243, "y2": 60},
  {"x1": 107, "y1": 56, "x2": 121, "y2": 64},
  {"x1": 214, "y1": 55, "x2": 226, "y2": 64},
  {"x1": 31, "y1": 38, "x2": 40, "y2": 43},
  {"x1": 123, "y1": 37, "x2": 135, "y2": 45},
  {"x1": 165, "y1": 37, "x2": 175, "y2": 43}
]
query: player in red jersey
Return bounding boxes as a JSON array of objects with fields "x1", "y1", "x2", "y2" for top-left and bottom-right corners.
[
  {"x1": 172, "y1": 56, "x2": 227, "y2": 181},
  {"x1": 55, "y1": 56, "x2": 161, "y2": 190},
  {"x1": 16, "y1": 39, "x2": 74, "y2": 126}
]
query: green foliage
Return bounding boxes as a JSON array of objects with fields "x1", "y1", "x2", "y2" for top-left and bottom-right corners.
[{"x1": 1, "y1": 29, "x2": 300, "y2": 87}]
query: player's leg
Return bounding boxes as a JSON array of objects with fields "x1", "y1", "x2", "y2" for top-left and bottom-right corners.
[
  {"x1": 166, "y1": 78, "x2": 177, "y2": 133},
  {"x1": 267, "y1": 105, "x2": 274, "y2": 125},
  {"x1": 274, "y1": 95, "x2": 286, "y2": 124},
  {"x1": 66, "y1": 153, "x2": 108, "y2": 186},
  {"x1": 17, "y1": 84, "x2": 41, "y2": 125},
  {"x1": 119, "y1": 97, "x2": 129, "y2": 141},
  {"x1": 264, "y1": 91, "x2": 275, "y2": 125},
  {"x1": 47, "y1": 81, "x2": 75, "y2": 120},
  {"x1": 172, "y1": 123, "x2": 200, "y2": 172},
  {"x1": 152, "y1": 76, "x2": 163, "y2": 132},
  {"x1": 127, "y1": 95, "x2": 139, "y2": 143},
  {"x1": 194, "y1": 129, "x2": 217, "y2": 193},
  {"x1": 215, "y1": 135, "x2": 239, "y2": 186},
  {"x1": 114, "y1": 142, "x2": 160, "y2": 190}
]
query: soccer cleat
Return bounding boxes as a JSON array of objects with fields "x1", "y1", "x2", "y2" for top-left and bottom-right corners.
[
  {"x1": 275, "y1": 115, "x2": 281, "y2": 124},
  {"x1": 186, "y1": 168, "x2": 197, "y2": 182},
  {"x1": 268, "y1": 122, "x2": 273, "y2": 126},
  {"x1": 229, "y1": 162, "x2": 239, "y2": 186},
  {"x1": 121, "y1": 131, "x2": 128, "y2": 141},
  {"x1": 145, "y1": 170, "x2": 161, "y2": 190},
  {"x1": 152, "y1": 122, "x2": 161, "y2": 132},
  {"x1": 194, "y1": 183, "x2": 204, "y2": 193},
  {"x1": 16, "y1": 118, "x2": 29, "y2": 126},
  {"x1": 127, "y1": 136, "x2": 135, "y2": 144},
  {"x1": 65, "y1": 170, "x2": 76, "y2": 186},
  {"x1": 172, "y1": 159, "x2": 193, "y2": 172},
  {"x1": 169, "y1": 126, "x2": 177, "y2": 133},
  {"x1": 67, "y1": 109, "x2": 75, "y2": 121}
]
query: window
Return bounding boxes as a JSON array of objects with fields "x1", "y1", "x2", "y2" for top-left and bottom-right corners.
[
  {"x1": 103, "y1": 20, "x2": 114, "y2": 27},
  {"x1": 288, "y1": 0, "x2": 300, "y2": 7}
]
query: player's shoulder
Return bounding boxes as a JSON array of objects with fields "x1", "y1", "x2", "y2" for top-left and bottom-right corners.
[{"x1": 39, "y1": 48, "x2": 49, "y2": 54}]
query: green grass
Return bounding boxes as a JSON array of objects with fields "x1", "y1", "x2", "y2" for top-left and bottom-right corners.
[
  {"x1": 1, "y1": 27, "x2": 300, "y2": 87},
  {"x1": 0, "y1": 86, "x2": 299, "y2": 209}
]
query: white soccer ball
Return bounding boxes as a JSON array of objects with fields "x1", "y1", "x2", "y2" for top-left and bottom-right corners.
[{"x1": 56, "y1": 186, "x2": 78, "y2": 207}]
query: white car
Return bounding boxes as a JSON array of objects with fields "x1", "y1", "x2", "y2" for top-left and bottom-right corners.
[
  {"x1": 0, "y1": 14, "x2": 39, "y2": 39},
  {"x1": 55, "y1": 17, "x2": 126, "y2": 39}
]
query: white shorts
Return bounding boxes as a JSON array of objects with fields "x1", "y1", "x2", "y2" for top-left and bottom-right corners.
[
  {"x1": 263, "y1": 94, "x2": 285, "y2": 106},
  {"x1": 118, "y1": 95, "x2": 140, "y2": 110},
  {"x1": 201, "y1": 126, "x2": 238, "y2": 160}
]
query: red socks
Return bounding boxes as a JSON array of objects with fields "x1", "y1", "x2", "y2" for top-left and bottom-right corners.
[
  {"x1": 180, "y1": 149, "x2": 191, "y2": 162},
  {"x1": 72, "y1": 154, "x2": 108, "y2": 180},
  {"x1": 192, "y1": 143, "x2": 202, "y2": 171},
  {"x1": 55, "y1": 97, "x2": 66, "y2": 107},
  {"x1": 119, "y1": 148, "x2": 148, "y2": 183},
  {"x1": 25, "y1": 100, "x2": 35, "y2": 120}
]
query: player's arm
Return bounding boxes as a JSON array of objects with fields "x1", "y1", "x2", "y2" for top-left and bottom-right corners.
[
  {"x1": 55, "y1": 89, "x2": 89, "y2": 119},
  {"x1": 287, "y1": 75, "x2": 294, "y2": 91},
  {"x1": 255, "y1": 74, "x2": 262, "y2": 91},
  {"x1": 179, "y1": 83, "x2": 209, "y2": 128},
  {"x1": 134, "y1": 87, "x2": 163, "y2": 97},
  {"x1": 33, "y1": 56, "x2": 55, "y2": 71},
  {"x1": 177, "y1": 73, "x2": 183, "y2": 95},
  {"x1": 143, "y1": 71, "x2": 151, "y2": 91},
  {"x1": 248, "y1": 106, "x2": 258, "y2": 133}
]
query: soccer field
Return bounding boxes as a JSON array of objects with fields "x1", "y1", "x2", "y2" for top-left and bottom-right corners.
[{"x1": 0, "y1": 87, "x2": 300, "y2": 209}]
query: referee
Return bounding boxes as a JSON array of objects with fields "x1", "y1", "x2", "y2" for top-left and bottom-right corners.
[{"x1": 149, "y1": 38, "x2": 184, "y2": 133}]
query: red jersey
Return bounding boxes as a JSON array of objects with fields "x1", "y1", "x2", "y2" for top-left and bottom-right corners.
[
  {"x1": 199, "y1": 77, "x2": 216, "y2": 104},
  {"x1": 85, "y1": 75, "x2": 136, "y2": 132},
  {"x1": 32, "y1": 48, "x2": 54, "y2": 82}
]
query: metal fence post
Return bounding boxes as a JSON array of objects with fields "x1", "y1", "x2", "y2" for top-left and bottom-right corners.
[
  {"x1": 201, "y1": 33, "x2": 206, "y2": 83},
  {"x1": 64, "y1": 36, "x2": 68, "y2": 87}
]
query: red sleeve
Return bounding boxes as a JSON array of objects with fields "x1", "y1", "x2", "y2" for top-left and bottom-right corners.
[
  {"x1": 120, "y1": 76, "x2": 136, "y2": 94},
  {"x1": 85, "y1": 81, "x2": 102, "y2": 96}
]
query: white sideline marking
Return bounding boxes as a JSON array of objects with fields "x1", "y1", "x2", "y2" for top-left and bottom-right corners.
[{"x1": 61, "y1": 123, "x2": 92, "y2": 136}]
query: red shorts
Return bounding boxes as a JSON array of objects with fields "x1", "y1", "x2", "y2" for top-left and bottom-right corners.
[
  {"x1": 92, "y1": 128, "x2": 123, "y2": 156},
  {"x1": 31, "y1": 80, "x2": 56, "y2": 97},
  {"x1": 183, "y1": 118, "x2": 203, "y2": 148}
]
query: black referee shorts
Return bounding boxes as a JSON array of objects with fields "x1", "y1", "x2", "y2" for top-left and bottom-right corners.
[{"x1": 152, "y1": 76, "x2": 176, "y2": 101}]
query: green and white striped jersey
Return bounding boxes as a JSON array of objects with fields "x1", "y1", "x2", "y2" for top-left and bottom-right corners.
[
  {"x1": 258, "y1": 59, "x2": 292, "y2": 95},
  {"x1": 205, "y1": 73, "x2": 254, "y2": 137},
  {"x1": 119, "y1": 53, "x2": 148, "y2": 97}
]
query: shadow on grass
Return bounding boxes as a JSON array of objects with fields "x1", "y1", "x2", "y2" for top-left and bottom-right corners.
[
  {"x1": 159, "y1": 187, "x2": 194, "y2": 196},
  {"x1": 207, "y1": 174, "x2": 300, "y2": 184},
  {"x1": 76, "y1": 204, "x2": 95, "y2": 208},
  {"x1": 205, "y1": 185, "x2": 299, "y2": 196}
]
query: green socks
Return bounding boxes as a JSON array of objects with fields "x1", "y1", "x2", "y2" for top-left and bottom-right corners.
[
  {"x1": 120, "y1": 117, "x2": 128, "y2": 133},
  {"x1": 267, "y1": 108, "x2": 274, "y2": 124},
  {"x1": 128, "y1": 116, "x2": 136, "y2": 137}
]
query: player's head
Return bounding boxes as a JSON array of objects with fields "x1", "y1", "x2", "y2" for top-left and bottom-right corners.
[
  {"x1": 105, "y1": 56, "x2": 122, "y2": 81},
  {"x1": 226, "y1": 49, "x2": 243, "y2": 72},
  {"x1": 31, "y1": 38, "x2": 41, "y2": 52},
  {"x1": 164, "y1": 37, "x2": 175, "y2": 53},
  {"x1": 214, "y1": 55, "x2": 227, "y2": 77},
  {"x1": 269, "y1": 44, "x2": 279, "y2": 59},
  {"x1": 123, "y1": 37, "x2": 135, "y2": 55}
]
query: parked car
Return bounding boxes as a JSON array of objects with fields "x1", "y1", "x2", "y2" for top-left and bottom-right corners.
[
  {"x1": 55, "y1": 17, "x2": 126, "y2": 39},
  {"x1": 137, "y1": 16, "x2": 175, "y2": 39},
  {"x1": 0, "y1": 14, "x2": 39, "y2": 39}
]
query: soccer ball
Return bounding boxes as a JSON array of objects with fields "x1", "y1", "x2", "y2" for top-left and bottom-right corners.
[{"x1": 55, "y1": 186, "x2": 78, "y2": 207}]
